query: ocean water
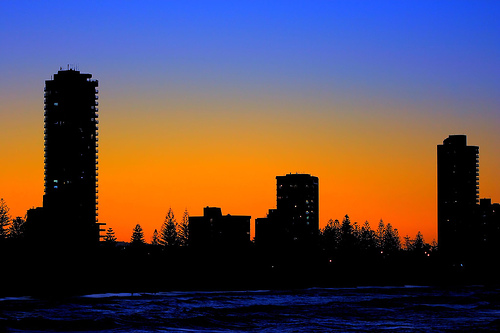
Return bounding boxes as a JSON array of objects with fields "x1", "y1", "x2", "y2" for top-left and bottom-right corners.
[{"x1": 1, "y1": 286, "x2": 500, "y2": 332}]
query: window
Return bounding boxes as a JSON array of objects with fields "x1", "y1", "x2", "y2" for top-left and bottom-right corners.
[{"x1": 54, "y1": 102, "x2": 58, "y2": 106}]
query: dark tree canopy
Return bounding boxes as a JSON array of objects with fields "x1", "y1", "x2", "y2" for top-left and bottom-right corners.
[
  {"x1": 359, "y1": 221, "x2": 376, "y2": 253},
  {"x1": 177, "y1": 209, "x2": 189, "y2": 246},
  {"x1": 160, "y1": 208, "x2": 177, "y2": 247},
  {"x1": 8, "y1": 216, "x2": 25, "y2": 240},
  {"x1": 319, "y1": 215, "x2": 428, "y2": 261},
  {"x1": 104, "y1": 227, "x2": 117, "y2": 243},
  {"x1": 404, "y1": 231, "x2": 430, "y2": 256},
  {"x1": 151, "y1": 229, "x2": 160, "y2": 246},
  {"x1": 321, "y1": 218, "x2": 341, "y2": 252},
  {"x1": 0, "y1": 198, "x2": 11, "y2": 239},
  {"x1": 131, "y1": 224, "x2": 145, "y2": 245},
  {"x1": 382, "y1": 223, "x2": 401, "y2": 255}
]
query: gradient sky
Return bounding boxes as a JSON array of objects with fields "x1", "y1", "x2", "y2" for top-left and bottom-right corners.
[{"x1": 1, "y1": 1, "x2": 499, "y2": 242}]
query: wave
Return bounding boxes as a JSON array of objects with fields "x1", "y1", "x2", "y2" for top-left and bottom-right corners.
[{"x1": 0, "y1": 296, "x2": 33, "y2": 302}]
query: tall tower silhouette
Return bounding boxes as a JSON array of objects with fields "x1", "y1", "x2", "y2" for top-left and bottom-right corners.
[
  {"x1": 42, "y1": 69, "x2": 101, "y2": 245},
  {"x1": 437, "y1": 135, "x2": 479, "y2": 261}
]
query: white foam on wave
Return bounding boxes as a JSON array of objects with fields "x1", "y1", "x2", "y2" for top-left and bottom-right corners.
[
  {"x1": 81, "y1": 292, "x2": 141, "y2": 299},
  {"x1": 0, "y1": 296, "x2": 33, "y2": 302}
]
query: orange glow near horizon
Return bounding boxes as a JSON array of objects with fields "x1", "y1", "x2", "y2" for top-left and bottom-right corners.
[
  {"x1": 0, "y1": 60, "x2": 496, "y2": 249},
  {"x1": 3, "y1": 93, "x2": 500, "y2": 246},
  {"x1": 2, "y1": 0, "x2": 500, "y2": 249}
]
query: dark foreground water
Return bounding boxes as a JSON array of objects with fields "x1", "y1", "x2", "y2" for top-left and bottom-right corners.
[{"x1": 1, "y1": 286, "x2": 500, "y2": 332}]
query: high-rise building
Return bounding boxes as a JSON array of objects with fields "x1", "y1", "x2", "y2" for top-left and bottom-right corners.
[
  {"x1": 37, "y1": 69, "x2": 101, "y2": 245},
  {"x1": 256, "y1": 173, "x2": 319, "y2": 249},
  {"x1": 437, "y1": 135, "x2": 479, "y2": 260}
]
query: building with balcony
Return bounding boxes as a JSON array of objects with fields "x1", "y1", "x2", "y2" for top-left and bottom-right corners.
[
  {"x1": 27, "y1": 69, "x2": 102, "y2": 247},
  {"x1": 437, "y1": 135, "x2": 479, "y2": 261}
]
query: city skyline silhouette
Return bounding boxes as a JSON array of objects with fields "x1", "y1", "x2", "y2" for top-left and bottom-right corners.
[{"x1": 1, "y1": 2, "x2": 499, "y2": 244}]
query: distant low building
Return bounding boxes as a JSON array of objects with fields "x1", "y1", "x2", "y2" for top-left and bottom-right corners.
[
  {"x1": 478, "y1": 198, "x2": 500, "y2": 256},
  {"x1": 189, "y1": 207, "x2": 250, "y2": 249},
  {"x1": 255, "y1": 209, "x2": 281, "y2": 248}
]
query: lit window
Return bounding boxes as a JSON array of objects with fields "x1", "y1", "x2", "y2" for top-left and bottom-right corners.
[
  {"x1": 54, "y1": 180, "x2": 58, "y2": 183},
  {"x1": 54, "y1": 102, "x2": 58, "y2": 106},
  {"x1": 54, "y1": 185, "x2": 58, "y2": 189}
]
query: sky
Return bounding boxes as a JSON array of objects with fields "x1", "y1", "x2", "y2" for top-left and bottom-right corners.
[{"x1": 1, "y1": 1, "x2": 499, "y2": 242}]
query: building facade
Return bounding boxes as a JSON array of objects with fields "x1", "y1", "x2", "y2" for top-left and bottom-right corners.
[
  {"x1": 28, "y1": 69, "x2": 101, "y2": 246},
  {"x1": 189, "y1": 207, "x2": 251, "y2": 249},
  {"x1": 256, "y1": 173, "x2": 319, "y2": 249},
  {"x1": 437, "y1": 135, "x2": 479, "y2": 261},
  {"x1": 276, "y1": 173, "x2": 319, "y2": 245}
]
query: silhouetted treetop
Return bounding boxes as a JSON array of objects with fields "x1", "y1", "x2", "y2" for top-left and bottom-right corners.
[
  {"x1": 8, "y1": 216, "x2": 25, "y2": 240},
  {"x1": 151, "y1": 229, "x2": 160, "y2": 246},
  {"x1": 104, "y1": 227, "x2": 117, "y2": 244},
  {"x1": 131, "y1": 224, "x2": 145, "y2": 245},
  {"x1": 320, "y1": 216, "x2": 421, "y2": 260},
  {"x1": 382, "y1": 223, "x2": 401, "y2": 255},
  {"x1": 160, "y1": 208, "x2": 177, "y2": 247},
  {"x1": 0, "y1": 198, "x2": 11, "y2": 239},
  {"x1": 177, "y1": 209, "x2": 189, "y2": 246}
]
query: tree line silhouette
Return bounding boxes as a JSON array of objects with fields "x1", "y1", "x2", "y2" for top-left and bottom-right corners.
[
  {"x1": 0, "y1": 198, "x2": 26, "y2": 241},
  {"x1": 320, "y1": 215, "x2": 436, "y2": 260},
  {"x1": 0, "y1": 198, "x2": 489, "y2": 296},
  {"x1": 97, "y1": 206, "x2": 435, "y2": 260},
  {"x1": 102, "y1": 208, "x2": 190, "y2": 247},
  {"x1": 1, "y1": 197, "x2": 435, "y2": 258}
]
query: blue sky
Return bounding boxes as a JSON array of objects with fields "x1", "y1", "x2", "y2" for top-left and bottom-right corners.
[{"x1": 1, "y1": 1, "x2": 499, "y2": 241}]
